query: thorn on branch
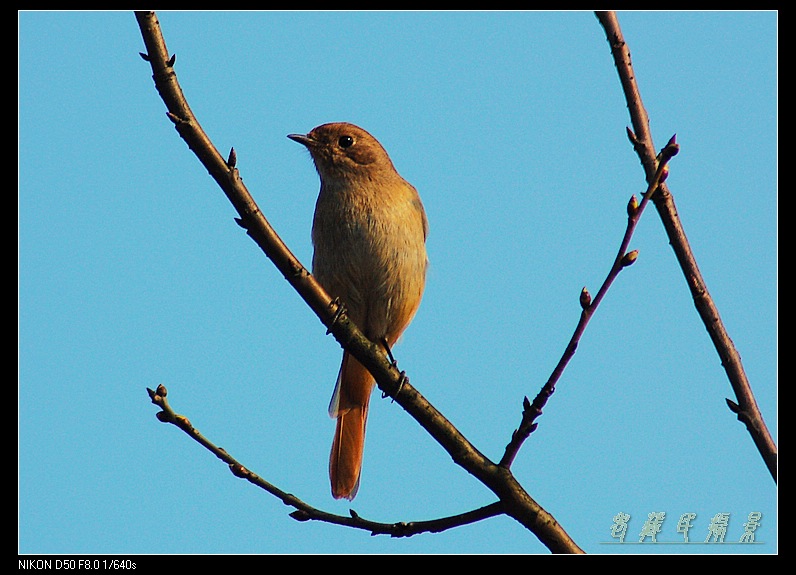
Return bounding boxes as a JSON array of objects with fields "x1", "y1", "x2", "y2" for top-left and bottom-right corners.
[
  {"x1": 167, "y1": 53, "x2": 176, "y2": 67},
  {"x1": 139, "y1": 52, "x2": 151, "y2": 62}
]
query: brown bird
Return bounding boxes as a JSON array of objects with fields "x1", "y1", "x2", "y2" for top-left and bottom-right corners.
[{"x1": 288, "y1": 123, "x2": 428, "y2": 500}]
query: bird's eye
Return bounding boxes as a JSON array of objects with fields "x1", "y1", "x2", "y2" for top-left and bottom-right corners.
[{"x1": 338, "y1": 135, "x2": 354, "y2": 148}]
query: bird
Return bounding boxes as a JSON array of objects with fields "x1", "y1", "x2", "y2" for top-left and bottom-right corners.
[{"x1": 288, "y1": 122, "x2": 428, "y2": 500}]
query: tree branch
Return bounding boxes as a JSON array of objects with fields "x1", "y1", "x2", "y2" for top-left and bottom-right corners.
[
  {"x1": 146, "y1": 385, "x2": 505, "y2": 537},
  {"x1": 501, "y1": 137, "x2": 679, "y2": 468},
  {"x1": 594, "y1": 10, "x2": 776, "y2": 481},
  {"x1": 135, "y1": 11, "x2": 582, "y2": 553}
]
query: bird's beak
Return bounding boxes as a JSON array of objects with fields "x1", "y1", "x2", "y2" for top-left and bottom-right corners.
[{"x1": 287, "y1": 133, "x2": 315, "y2": 148}]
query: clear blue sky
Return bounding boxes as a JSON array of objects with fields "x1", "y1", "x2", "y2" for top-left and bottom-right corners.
[{"x1": 19, "y1": 11, "x2": 777, "y2": 555}]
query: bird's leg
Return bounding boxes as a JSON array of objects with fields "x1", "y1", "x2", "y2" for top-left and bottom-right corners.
[
  {"x1": 381, "y1": 338, "x2": 397, "y2": 366},
  {"x1": 380, "y1": 338, "x2": 407, "y2": 401},
  {"x1": 325, "y1": 297, "x2": 346, "y2": 335}
]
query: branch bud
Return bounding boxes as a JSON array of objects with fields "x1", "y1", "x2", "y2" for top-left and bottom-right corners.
[
  {"x1": 229, "y1": 463, "x2": 249, "y2": 478},
  {"x1": 627, "y1": 195, "x2": 639, "y2": 217},
  {"x1": 626, "y1": 126, "x2": 639, "y2": 146},
  {"x1": 621, "y1": 250, "x2": 639, "y2": 267},
  {"x1": 579, "y1": 287, "x2": 592, "y2": 309},
  {"x1": 289, "y1": 510, "x2": 311, "y2": 522},
  {"x1": 662, "y1": 134, "x2": 680, "y2": 159}
]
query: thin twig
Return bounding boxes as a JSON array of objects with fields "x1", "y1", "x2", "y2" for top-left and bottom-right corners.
[
  {"x1": 594, "y1": 10, "x2": 776, "y2": 481},
  {"x1": 146, "y1": 385, "x2": 505, "y2": 537},
  {"x1": 501, "y1": 137, "x2": 679, "y2": 468}
]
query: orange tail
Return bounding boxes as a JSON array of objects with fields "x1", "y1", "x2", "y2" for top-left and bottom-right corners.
[{"x1": 329, "y1": 351, "x2": 374, "y2": 500}]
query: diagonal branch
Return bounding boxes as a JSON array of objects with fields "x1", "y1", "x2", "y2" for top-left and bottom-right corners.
[
  {"x1": 135, "y1": 11, "x2": 582, "y2": 553},
  {"x1": 594, "y1": 11, "x2": 776, "y2": 481},
  {"x1": 501, "y1": 137, "x2": 679, "y2": 468}
]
